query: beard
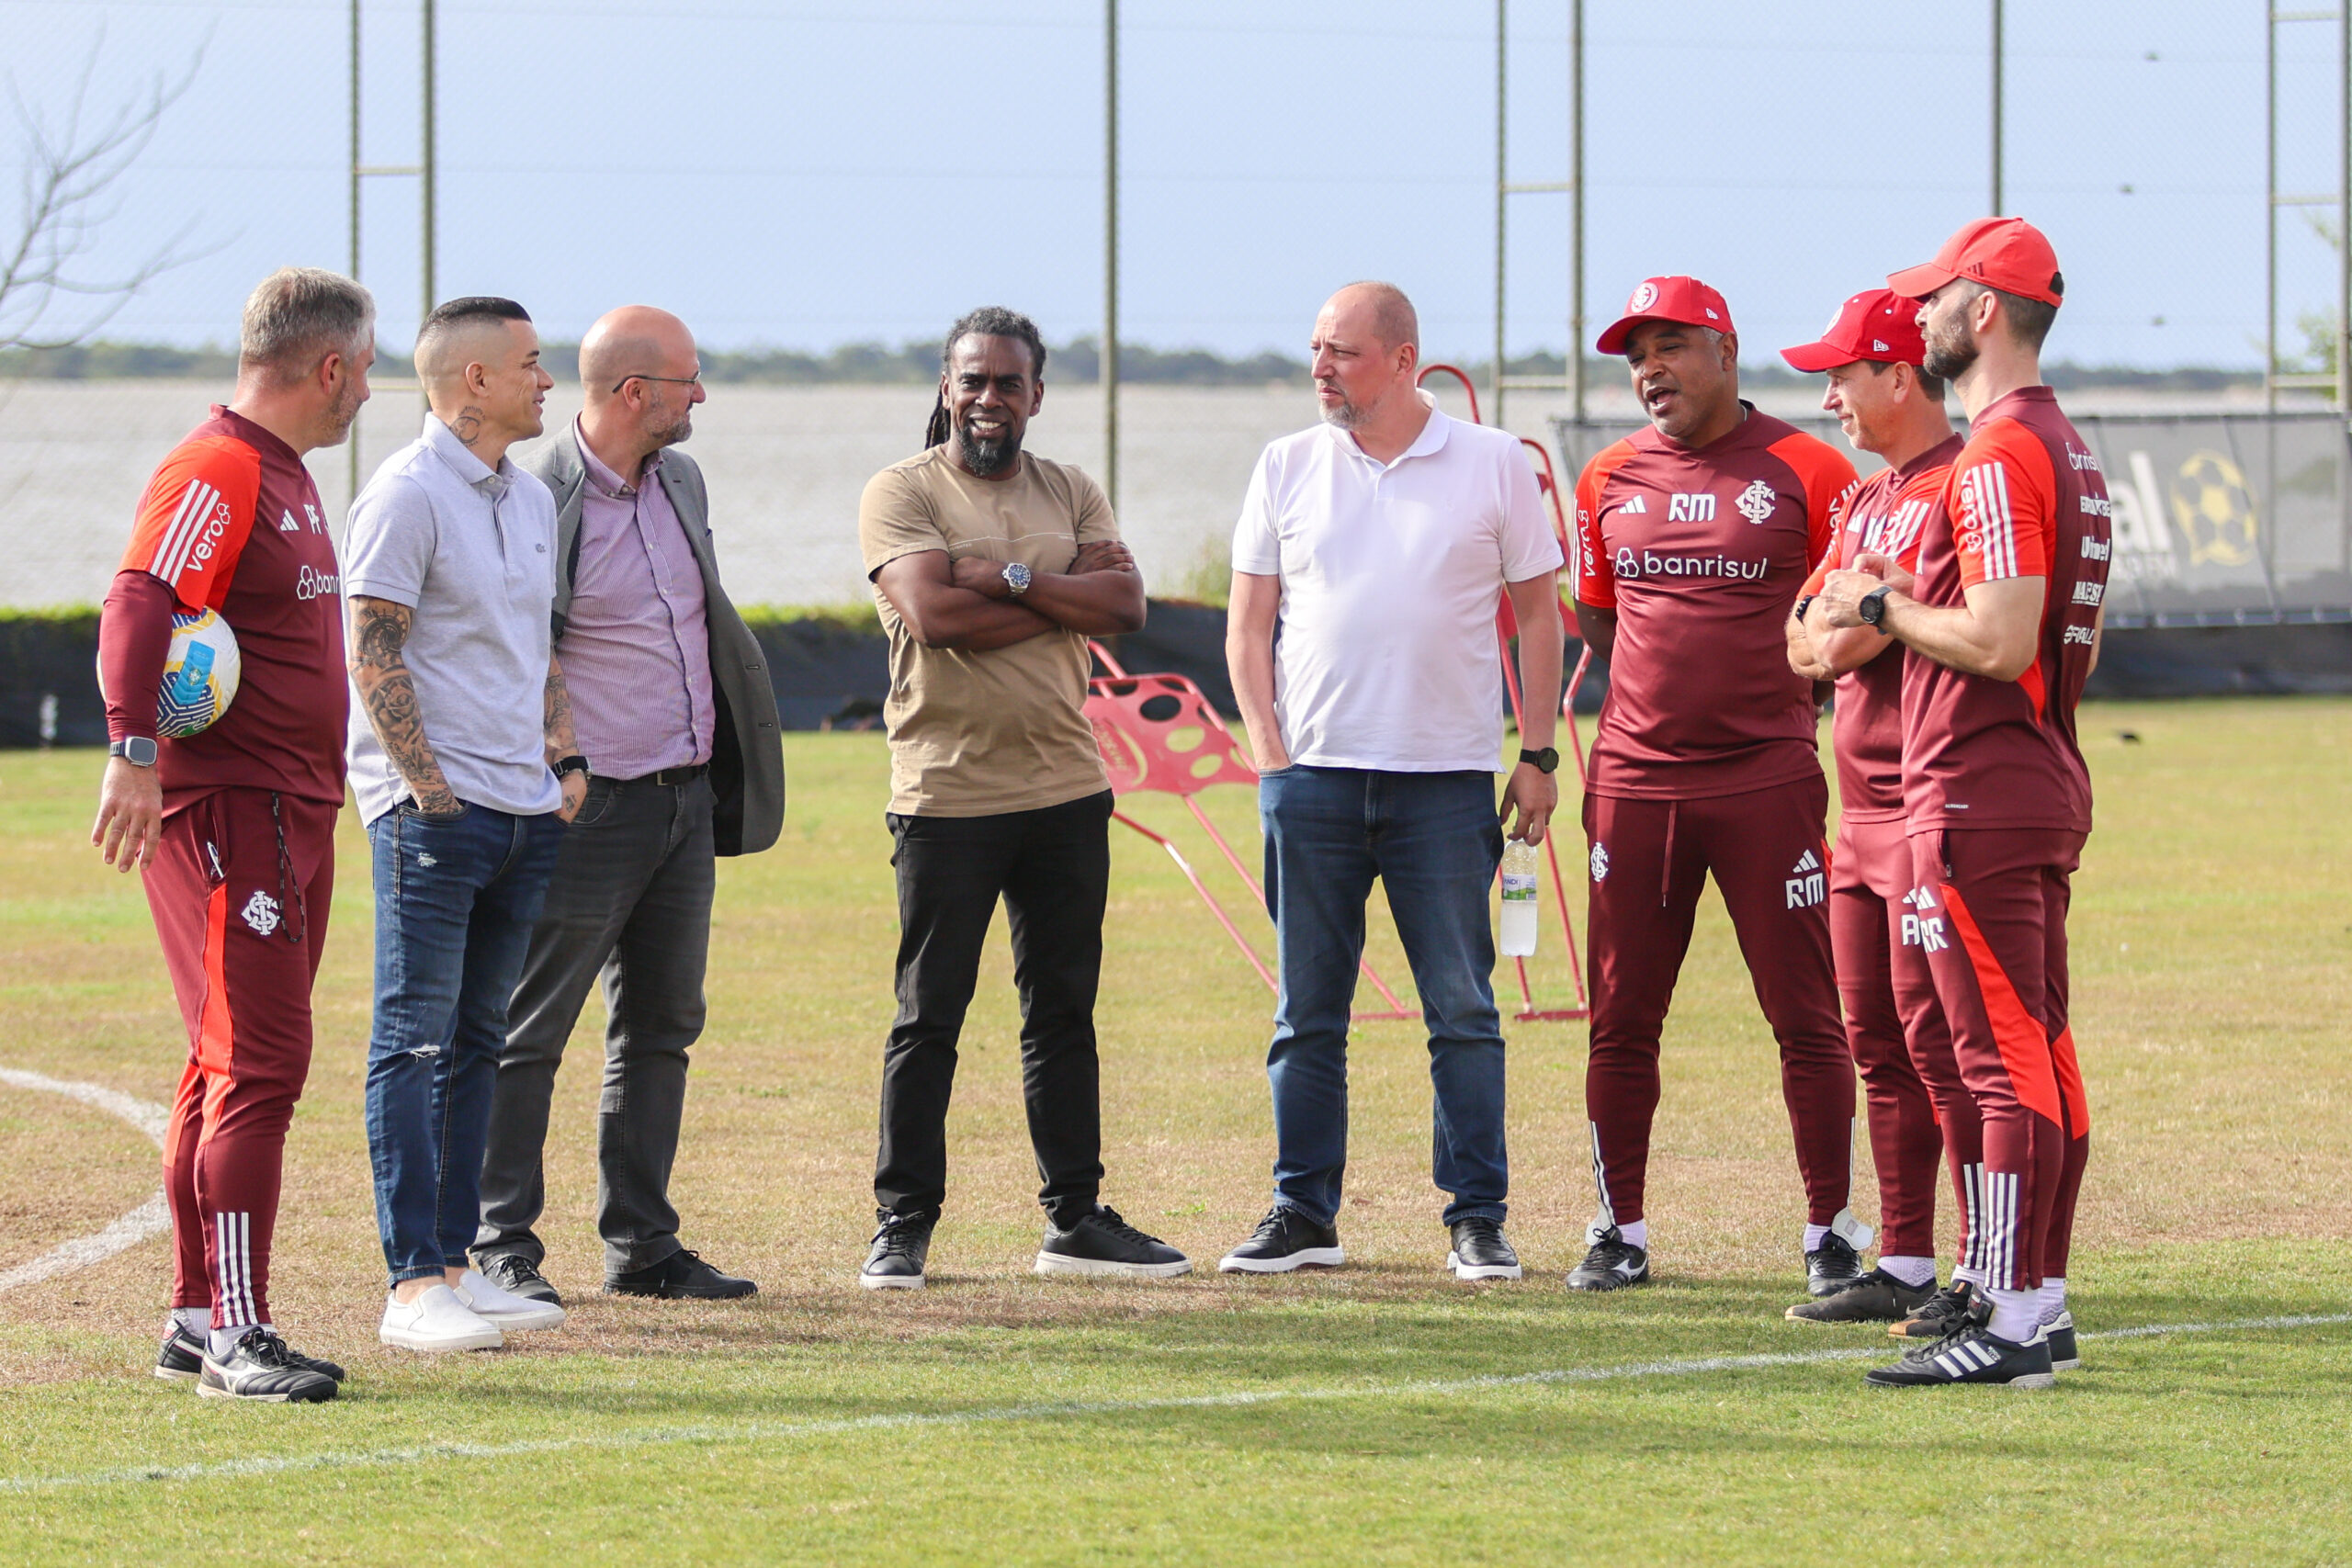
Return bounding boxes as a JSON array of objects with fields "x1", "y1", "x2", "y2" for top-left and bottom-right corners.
[
  {"x1": 322, "y1": 378, "x2": 367, "y2": 446},
  {"x1": 1921, "y1": 317, "x2": 1979, "y2": 382},
  {"x1": 648, "y1": 400, "x2": 694, "y2": 448},
  {"x1": 956, "y1": 421, "x2": 1021, "y2": 477}
]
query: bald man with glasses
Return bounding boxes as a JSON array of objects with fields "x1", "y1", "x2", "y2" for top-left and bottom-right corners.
[{"x1": 474, "y1": 306, "x2": 786, "y2": 1304}]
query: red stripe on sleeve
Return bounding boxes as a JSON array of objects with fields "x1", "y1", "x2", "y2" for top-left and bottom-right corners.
[{"x1": 1572, "y1": 440, "x2": 1640, "y2": 609}]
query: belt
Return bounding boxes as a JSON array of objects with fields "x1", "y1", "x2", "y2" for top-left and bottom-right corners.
[{"x1": 618, "y1": 762, "x2": 707, "y2": 787}]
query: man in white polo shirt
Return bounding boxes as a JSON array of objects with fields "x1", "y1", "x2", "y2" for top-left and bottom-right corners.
[{"x1": 1219, "y1": 281, "x2": 1565, "y2": 1280}]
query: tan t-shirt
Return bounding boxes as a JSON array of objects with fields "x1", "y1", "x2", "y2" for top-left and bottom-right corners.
[{"x1": 858, "y1": 446, "x2": 1118, "y2": 817}]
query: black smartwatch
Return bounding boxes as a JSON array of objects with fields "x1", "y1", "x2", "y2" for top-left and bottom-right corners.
[
  {"x1": 1857, "y1": 585, "x2": 1894, "y2": 634},
  {"x1": 1519, "y1": 746, "x2": 1560, "y2": 774},
  {"x1": 109, "y1": 737, "x2": 158, "y2": 768},
  {"x1": 552, "y1": 754, "x2": 590, "y2": 779},
  {"x1": 1792, "y1": 594, "x2": 1815, "y2": 624}
]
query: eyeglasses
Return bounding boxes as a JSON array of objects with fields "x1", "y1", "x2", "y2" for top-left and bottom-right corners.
[{"x1": 609, "y1": 372, "x2": 703, "y2": 393}]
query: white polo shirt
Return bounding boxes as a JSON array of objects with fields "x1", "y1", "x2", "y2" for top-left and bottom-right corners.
[{"x1": 1231, "y1": 395, "x2": 1563, "y2": 773}]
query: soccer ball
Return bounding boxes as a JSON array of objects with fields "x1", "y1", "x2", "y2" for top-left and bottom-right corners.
[{"x1": 97, "y1": 608, "x2": 243, "y2": 738}]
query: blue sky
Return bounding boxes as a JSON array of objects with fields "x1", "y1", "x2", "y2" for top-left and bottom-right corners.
[{"x1": 0, "y1": 0, "x2": 2339, "y2": 367}]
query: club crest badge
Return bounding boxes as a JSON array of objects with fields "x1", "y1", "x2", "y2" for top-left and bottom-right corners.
[
  {"x1": 1736, "y1": 479, "x2": 1779, "y2": 525},
  {"x1": 1627, "y1": 281, "x2": 1658, "y2": 312},
  {"x1": 1589, "y1": 843, "x2": 1610, "y2": 883},
  {"x1": 241, "y1": 890, "x2": 282, "y2": 937}
]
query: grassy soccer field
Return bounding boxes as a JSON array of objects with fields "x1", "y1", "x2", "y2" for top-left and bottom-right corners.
[{"x1": 1, "y1": 697, "x2": 2346, "y2": 1565}]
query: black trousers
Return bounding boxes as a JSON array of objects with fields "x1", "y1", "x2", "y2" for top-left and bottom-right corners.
[
  {"x1": 476, "y1": 773, "x2": 715, "y2": 1275},
  {"x1": 874, "y1": 790, "x2": 1113, "y2": 1227}
]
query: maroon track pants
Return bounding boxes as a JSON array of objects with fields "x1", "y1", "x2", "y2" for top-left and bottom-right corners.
[
  {"x1": 145, "y1": 787, "x2": 335, "y2": 1330},
  {"x1": 1832, "y1": 813, "x2": 1969, "y2": 1262},
  {"x1": 1582, "y1": 774, "x2": 1853, "y2": 1229},
  {"x1": 1907, "y1": 828, "x2": 2090, "y2": 1292}
]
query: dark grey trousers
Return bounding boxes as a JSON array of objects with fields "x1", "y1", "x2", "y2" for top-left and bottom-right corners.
[{"x1": 475, "y1": 772, "x2": 715, "y2": 1276}]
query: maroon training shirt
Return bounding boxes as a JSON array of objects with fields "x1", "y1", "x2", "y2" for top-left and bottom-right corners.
[
  {"x1": 1801, "y1": 432, "x2": 1964, "y2": 822},
  {"x1": 1901, "y1": 387, "x2": 2111, "y2": 834},
  {"x1": 101, "y1": 406, "x2": 348, "y2": 812},
  {"x1": 1573, "y1": 405, "x2": 1858, "y2": 800}
]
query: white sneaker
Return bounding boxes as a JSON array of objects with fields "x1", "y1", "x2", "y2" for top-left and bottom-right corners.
[
  {"x1": 456, "y1": 1269, "x2": 566, "y2": 1331},
  {"x1": 379, "y1": 1283, "x2": 504, "y2": 1352}
]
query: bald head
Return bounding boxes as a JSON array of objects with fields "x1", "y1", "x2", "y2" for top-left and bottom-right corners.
[
  {"x1": 580, "y1": 305, "x2": 697, "y2": 398},
  {"x1": 1326, "y1": 281, "x2": 1419, "y2": 354},
  {"x1": 577, "y1": 304, "x2": 705, "y2": 465}
]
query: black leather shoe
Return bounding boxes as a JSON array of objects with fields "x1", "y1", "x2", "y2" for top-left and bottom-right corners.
[
  {"x1": 1786, "y1": 1267, "x2": 1937, "y2": 1323},
  {"x1": 1891, "y1": 1280, "x2": 1991, "y2": 1340},
  {"x1": 1217, "y1": 1206, "x2": 1344, "y2": 1273},
  {"x1": 861, "y1": 1210, "x2": 936, "y2": 1291},
  {"x1": 1564, "y1": 1225, "x2": 1650, "y2": 1292},
  {"x1": 475, "y1": 1253, "x2": 562, "y2": 1307},
  {"x1": 198, "y1": 1327, "x2": 340, "y2": 1403},
  {"x1": 604, "y1": 1248, "x2": 758, "y2": 1300},
  {"x1": 1035, "y1": 1206, "x2": 1192, "y2": 1278},
  {"x1": 1804, "y1": 1230, "x2": 1866, "y2": 1298},
  {"x1": 1445, "y1": 1217, "x2": 1523, "y2": 1280},
  {"x1": 158, "y1": 1321, "x2": 345, "y2": 1383}
]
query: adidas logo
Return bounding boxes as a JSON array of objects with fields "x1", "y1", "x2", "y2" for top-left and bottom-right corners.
[
  {"x1": 1783, "y1": 848, "x2": 1825, "y2": 910},
  {"x1": 1899, "y1": 885, "x2": 1950, "y2": 952},
  {"x1": 279, "y1": 508, "x2": 301, "y2": 532},
  {"x1": 1621, "y1": 494, "x2": 1647, "y2": 514}
]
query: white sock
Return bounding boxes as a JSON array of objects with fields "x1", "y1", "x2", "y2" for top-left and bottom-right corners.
[
  {"x1": 1879, "y1": 1254, "x2": 1937, "y2": 1289},
  {"x1": 1984, "y1": 1286, "x2": 2041, "y2": 1342},
  {"x1": 2037, "y1": 1278, "x2": 2067, "y2": 1325},
  {"x1": 207, "y1": 1320, "x2": 265, "y2": 1359},
  {"x1": 169, "y1": 1306, "x2": 209, "y2": 1338},
  {"x1": 1617, "y1": 1219, "x2": 1648, "y2": 1250},
  {"x1": 1954, "y1": 1264, "x2": 1986, "y2": 1289},
  {"x1": 1802, "y1": 1224, "x2": 1828, "y2": 1253}
]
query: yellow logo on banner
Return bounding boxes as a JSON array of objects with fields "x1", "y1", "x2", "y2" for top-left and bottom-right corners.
[{"x1": 2166, "y1": 450, "x2": 2259, "y2": 567}]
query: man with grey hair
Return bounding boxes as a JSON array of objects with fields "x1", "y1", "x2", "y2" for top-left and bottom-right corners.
[
  {"x1": 345, "y1": 297, "x2": 584, "y2": 1353},
  {"x1": 472, "y1": 306, "x2": 784, "y2": 1304},
  {"x1": 94, "y1": 265, "x2": 374, "y2": 1402},
  {"x1": 1219, "y1": 281, "x2": 1565, "y2": 1280}
]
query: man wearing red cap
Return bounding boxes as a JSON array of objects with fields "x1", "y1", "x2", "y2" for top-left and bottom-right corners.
[
  {"x1": 1565, "y1": 276, "x2": 1862, "y2": 1297},
  {"x1": 1781, "y1": 289, "x2": 1974, "y2": 1329},
  {"x1": 1816, "y1": 218, "x2": 2109, "y2": 1390}
]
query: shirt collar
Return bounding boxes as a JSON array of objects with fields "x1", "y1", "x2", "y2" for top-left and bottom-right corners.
[
  {"x1": 423, "y1": 412, "x2": 510, "y2": 496},
  {"x1": 574, "y1": 416, "x2": 664, "y2": 499},
  {"x1": 1326, "y1": 388, "x2": 1452, "y2": 468},
  {"x1": 211, "y1": 405, "x2": 300, "y2": 466}
]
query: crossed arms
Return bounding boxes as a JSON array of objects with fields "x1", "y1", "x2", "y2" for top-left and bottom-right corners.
[
  {"x1": 872, "y1": 538, "x2": 1145, "y2": 651},
  {"x1": 348, "y1": 596, "x2": 586, "y2": 820}
]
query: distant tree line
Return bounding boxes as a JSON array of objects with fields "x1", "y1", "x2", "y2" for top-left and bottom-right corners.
[{"x1": 0, "y1": 337, "x2": 2268, "y2": 392}]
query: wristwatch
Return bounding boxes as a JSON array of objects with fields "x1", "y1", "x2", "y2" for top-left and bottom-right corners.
[
  {"x1": 1001, "y1": 561, "x2": 1034, "y2": 597},
  {"x1": 552, "y1": 754, "x2": 590, "y2": 779},
  {"x1": 1858, "y1": 585, "x2": 1894, "y2": 634},
  {"x1": 109, "y1": 737, "x2": 157, "y2": 768},
  {"x1": 1792, "y1": 594, "x2": 1815, "y2": 623},
  {"x1": 1519, "y1": 746, "x2": 1560, "y2": 774}
]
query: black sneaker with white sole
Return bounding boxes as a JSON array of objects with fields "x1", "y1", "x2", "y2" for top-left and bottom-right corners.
[
  {"x1": 1890, "y1": 1280, "x2": 1990, "y2": 1340},
  {"x1": 1564, "y1": 1225, "x2": 1649, "y2": 1292},
  {"x1": 1445, "y1": 1217, "x2": 1522, "y2": 1280},
  {"x1": 860, "y1": 1209, "x2": 936, "y2": 1291},
  {"x1": 474, "y1": 1252, "x2": 562, "y2": 1306},
  {"x1": 1863, "y1": 1325, "x2": 2054, "y2": 1389},
  {"x1": 1035, "y1": 1206, "x2": 1193, "y2": 1278},
  {"x1": 1785, "y1": 1267, "x2": 1937, "y2": 1324},
  {"x1": 2038, "y1": 1311, "x2": 2081, "y2": 1371},
  {"x1": 157, "y1": 1322, "x2": 345, "y2": 1384},
  {"x1": 605, "y1": 1248, "x2": 757, "y2": 1300},
  {"x1": 1217, "y1": 1206, "x2": 1344, "y2": 1273},
  {"x1": 198, "y1": 1327, "x2": 340, "y2": 1403},
  {"x1": 1804, "y1": 1230, "x2": 1866, "y2": 1299}
]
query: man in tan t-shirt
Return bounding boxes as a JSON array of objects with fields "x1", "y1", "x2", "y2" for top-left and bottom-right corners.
[{"x1": 853, "y1": 305, "x2": 1191, "y2": 1289}]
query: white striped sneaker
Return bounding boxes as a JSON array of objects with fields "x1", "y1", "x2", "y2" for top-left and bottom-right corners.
[
  {"x1": 1863, "y1": 1325, "x2": 2055, "y2": 1389},
  {"x1": 379, "y1": 1283, "x2": 504, "y2": 1352},
  {"x1": 457, "y1": 1269, "x2": 567, "y2": 1330}
]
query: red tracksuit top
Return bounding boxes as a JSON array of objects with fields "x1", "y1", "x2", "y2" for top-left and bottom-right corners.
[{"x1": 1574, "y1": 404, "x2": 1858, "y2": 800}]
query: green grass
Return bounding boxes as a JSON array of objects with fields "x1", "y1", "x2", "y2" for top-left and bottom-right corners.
[{"x1": 1, "y1": 697, "x2": 2348, "y2": 1565}]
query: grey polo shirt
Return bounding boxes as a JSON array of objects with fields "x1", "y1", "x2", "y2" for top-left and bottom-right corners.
[{"x1": 343, "y1": 414, "x2": 564, "y2": 824}]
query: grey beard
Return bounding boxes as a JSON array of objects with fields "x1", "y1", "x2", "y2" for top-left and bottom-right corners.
[
  {"x1": 1319, "y1": 400, "x2": 1366, "y2": 432},
  {"x1": 957, "y1": 424, "x2": 1020, "y2": 476}
]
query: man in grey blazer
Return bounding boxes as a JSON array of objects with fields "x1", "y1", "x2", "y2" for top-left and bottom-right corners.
[{"x1": 474, "y1": 305, "x2": 786, "y2": 1303}]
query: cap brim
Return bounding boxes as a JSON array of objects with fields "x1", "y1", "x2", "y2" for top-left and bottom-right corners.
[
  {"x1": 1885, "y1": 262, "x2": 1955, "y2": 300},
  {"x1": 1779, "y1": 341, "x2": 1856, "y2": 373},
  {"x1": 1597, "y1": 312, "x2": 1725, "y2": 355}
]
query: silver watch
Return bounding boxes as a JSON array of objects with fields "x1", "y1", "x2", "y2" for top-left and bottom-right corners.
[{"x1": 1001, "y1": 560, "x2": 1033, "y2": 597}]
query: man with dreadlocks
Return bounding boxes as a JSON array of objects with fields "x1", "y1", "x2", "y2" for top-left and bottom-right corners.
[{"x1": 853, "y1": 306, "x2": 1190, "y2": 1289}]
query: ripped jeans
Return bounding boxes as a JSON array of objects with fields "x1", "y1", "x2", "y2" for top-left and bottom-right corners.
[{"x1": 364, "y1": 801, "x2": 567, "y2": 1286}]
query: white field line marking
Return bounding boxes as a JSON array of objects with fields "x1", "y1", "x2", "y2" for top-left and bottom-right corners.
[
  {"x1": 0, "y1": 1067, "x2": 171, "y2": 1296},
  {"x1": 7, "y1": 1312, "x2": 2347, "y2": 1493}
]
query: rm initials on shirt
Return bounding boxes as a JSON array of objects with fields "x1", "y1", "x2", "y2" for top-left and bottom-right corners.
[
  {"x1": 1667, "y1": 492, "x2": 1716, "y2": 522},
  {"x1": 1900, "y1": 886, "x2": 1950, "y2": 952},
  {"x1": 1784, "y1": 849, "x2": 1825, "y2": 909}
]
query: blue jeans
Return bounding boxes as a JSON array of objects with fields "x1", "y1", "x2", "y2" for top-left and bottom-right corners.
[
  {"x1": 1258, "y1": 766, "x2": 1508, "y2": 1228},
  {"x1": 364, "y1": 802, "x2": 567, "y2": 1285}
]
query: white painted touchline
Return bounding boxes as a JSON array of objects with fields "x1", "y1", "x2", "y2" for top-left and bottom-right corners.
[
  {"x1": 0, "y1": 1067, "x2": 171, "y2": 1296},
  {"x1": 6, "y1": 1312, "x2": 2346, "y2": 1493}
]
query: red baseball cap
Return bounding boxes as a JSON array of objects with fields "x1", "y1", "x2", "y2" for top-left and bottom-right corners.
[
  {"x1": 1780, "y1": 288, "x2": 1927, "y2": 372},
  {"x1": 1596, "y1": 276, "x2": 1735, "y2": 355},
  {"x1": 1887, "y1": 216, "x2": 2064, "y2": 306}
]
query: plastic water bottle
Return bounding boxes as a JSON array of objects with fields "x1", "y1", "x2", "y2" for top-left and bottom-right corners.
[{"x1": 1499, "y1": 839, "x2": 1540, "y2": 957}]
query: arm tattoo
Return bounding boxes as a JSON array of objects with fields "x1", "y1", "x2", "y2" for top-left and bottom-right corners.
[
  {"x1": 451, "y1": 406, "x2": 485, "y2": 446},
  {"x1": 348, "y1": 597, "x2": 456, "y2": 810},
  {"x1": 544, "y1": 654, "x2": 576, "y2": 760}
]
